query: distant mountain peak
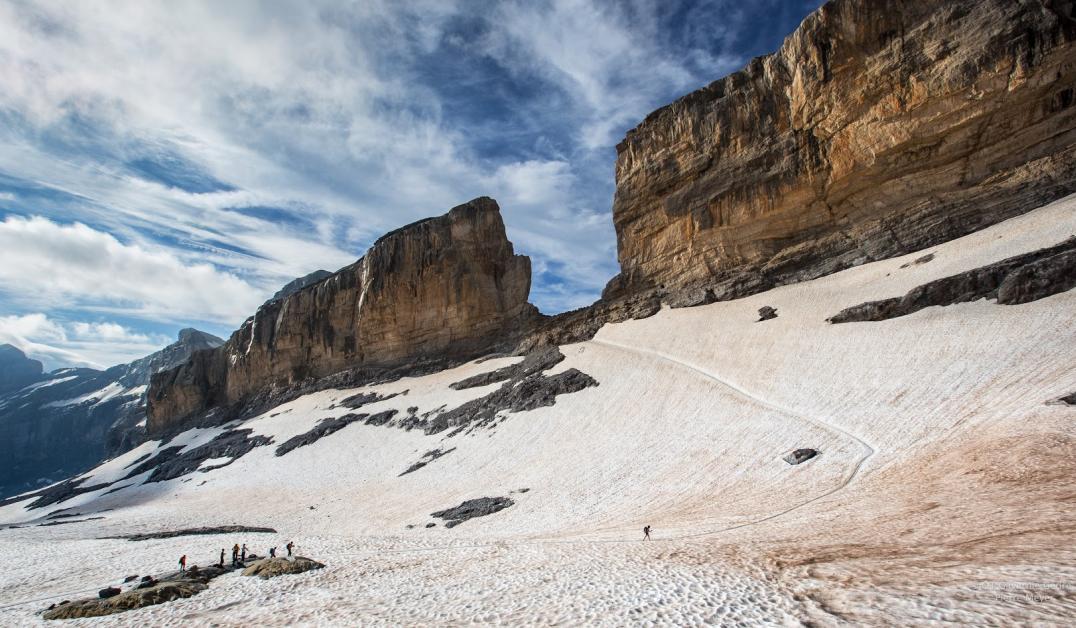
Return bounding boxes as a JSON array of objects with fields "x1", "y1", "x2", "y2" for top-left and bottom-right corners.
[
  {"x1": 177, "y1": 328, "x2": 224, "y2": 347},
  {"x1": 0, "y1": 343, "x2": 44, "y2": 394},
  {"x1": 271, "y1": 269, "x2": 333, "y2": 302}
]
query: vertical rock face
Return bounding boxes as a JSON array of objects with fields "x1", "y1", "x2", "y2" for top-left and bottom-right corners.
[
  {"x1": 607, "y1": 0, "x2": 1076, "y2": 299},
  {"x1": 147, "y1": 197, "x2": 536, "y2": 434}
]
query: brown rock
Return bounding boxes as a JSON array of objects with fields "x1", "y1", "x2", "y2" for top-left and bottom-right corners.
[
  {"x1": 147, "y1": 197, "x2": 536, "y2": 435},
  {"x1": 242, "y1": 557, "x2": 325, "y2": 579},
  {"x1": 607, "y1": 0, "x2": 1076, "y2": 301}
]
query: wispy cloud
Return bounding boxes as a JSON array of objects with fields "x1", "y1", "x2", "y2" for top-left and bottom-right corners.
[
  {"x1": 0, "y1": 215, "x2": 264, "y2": 323},
  {"x1": 0, "y1": 0, "x2": 819, "y2": 367},
  {"x1": 0, "y1": 313, "x2": 170, "y2": 370}
]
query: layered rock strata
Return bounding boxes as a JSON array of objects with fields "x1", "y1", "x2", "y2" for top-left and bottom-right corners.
[
  {"x1": 147, "y1": 197, "x2": 536, "y2": 434},
  {"x1": 606, "y1": 0, "x2": 1076, "y2": 302}
]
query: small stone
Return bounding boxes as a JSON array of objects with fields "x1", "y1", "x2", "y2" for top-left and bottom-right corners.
[
  {"x1": 783, "y1": 449, "x2": 819, "y2": 465},
  {"x1": 98, "y1": 587, "x2": 121, "y2": 599},
  {"x1": 757, "y1": 306, "x2": 778, "y2": 322}
]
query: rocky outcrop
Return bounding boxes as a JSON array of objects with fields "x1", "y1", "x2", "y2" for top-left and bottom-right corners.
[
  {"x1": 118, "y1": 526, "x2": 277, "y2": 541},
  {"x1": 0, "y1": 329, "x2": 223, "y2": 499},
  {"x1": 606, "y1": 0, "x2": 1076, "y2": 303},
  {"x1": 0, "y1": 344, "x2": 43, "y2": 394},
  {"x1": 827, "y1": 237, "x2": 1076, "y2": 323},
  {"x1": 431, "y1": 496, "x2": 515, "y2": 528},
  {"x1": 242, "y1": 557, "x2": 325, "y2": 579},
  {"x1": 147, "y1": 197, "x2": 537, "y2": 435},
  {"x1": 42, "y1": 563, "x2": 240, "y2": 620}
]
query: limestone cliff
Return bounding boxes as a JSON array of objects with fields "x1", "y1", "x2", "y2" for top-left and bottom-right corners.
[
  {"x1": 606, "y1": 0, "x2": 1076, "y2": 302},
  {"x1": 147, "y1": 197, "x2": 536, "y2": 434}
]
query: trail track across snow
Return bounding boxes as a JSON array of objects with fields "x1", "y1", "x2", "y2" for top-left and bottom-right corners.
[{"x1": 588, "y1": 338, "x2": 877, "y2": 538}]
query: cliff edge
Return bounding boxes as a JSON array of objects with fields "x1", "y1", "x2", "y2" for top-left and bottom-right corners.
[
  {"x1": 147, "y1": 197, "x2": 536, "y2": 434},
  {"x1": 606, "y1": 0, "x2": 1076, "y2": 302}
]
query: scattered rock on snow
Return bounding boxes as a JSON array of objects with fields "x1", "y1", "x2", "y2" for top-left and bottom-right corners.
[
  {"x1": 828, "y1": 237, "x2": 1076, "y2": 323},
  {"x1": 900, "y1": 252, "x2": 935, "y2": 268},
  {"x1": 337, "y1": 390, "x2": 399, "y2": 410},
  {"x1": 275, "y1": 413, "x2": 373, "y2": 456},
  {"x1": 431, "y1": 496, "x2": 515, "y2": 528},
  {"x1": 399, "y1": 448, "x2": 456, "y2": 476},
  {"x1": 757, "y1": 306, "x2": 778, "y2": 321},
  {"x1": 113, "y1": 525, "x2": 277, "y2": 542},
  {"x1": 42, "y1": 564, "x2": 238, "y2": 620},
  {"x1": 428, "y1": 348, "x2": 598, "y2": 435},
  {"x1": 783, "y1": 449, "x2": 819, "y2": 465},
  {"x1": 242, "y1": 557, "x2": 325, "y2": 579},
  {"x1": 145, "y1": 429, "x2": 272, "y2": 483},
  {"x1": 1048, "y1": 392, "x2": 1076, "y2": 406}
]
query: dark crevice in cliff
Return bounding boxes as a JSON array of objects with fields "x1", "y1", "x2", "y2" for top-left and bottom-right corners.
[{"x1": 827, "y1": 237, "x2": 1076, "y2": 323}]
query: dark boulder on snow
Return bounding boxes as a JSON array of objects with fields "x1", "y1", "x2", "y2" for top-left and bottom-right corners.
[
  {"x1": 757, "y1": 306, "x2": 778, "y2": 321},
  {"x1": 98, "y1": 587, "x2": 121, "y2": 599},
  {"x1": 783, "y1": 448, "x2": 819, "y2": 465},
  {"x1": 431, "y1": 496, "x2": 515, "y2": 528}
]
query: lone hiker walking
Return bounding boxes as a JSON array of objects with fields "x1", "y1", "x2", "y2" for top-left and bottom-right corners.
[
  {"x1": 269, "y1": 546, "x2": 277, "y2": 558},
  {"x1": 643, "y1": 525, "x2": 651, "y2": 541},
  {"x1": 286, "y1": 541, "x2": 294, "y2": 557},
  {"x1": 179, "y1": 555, "x2": 187, "y2": 572}
]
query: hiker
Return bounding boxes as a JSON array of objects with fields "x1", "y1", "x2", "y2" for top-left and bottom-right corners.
[
  {"x1": 286, "y1": 541, "x2": 294, "y2": 557},
  {"x1": 241, "y1": 544, "x2": 248, "y2": 562},
  {"x1": 219, "y1": 548, "x2": 225, "y2": 567},
  {"x1": 232, "y1": 544, "x2": 240, "y2": 566},
  {"x1": 269, "y1": 546, "x2": 277, "y2": 558},
  {"x1": 643, "y1": 525, "x2": 651, "y2": 540},
  {"x1": 179, "y1": 555, "x2": 187, "y2": 572}
]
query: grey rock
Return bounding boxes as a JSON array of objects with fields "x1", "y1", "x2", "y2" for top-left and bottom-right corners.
[
  {"x1": 117, "y1": 526, "x2": 277, "y2": 542},
  {"x1": 828, "y1": 237, "x2": 1076, "y2": 323},
  {"x1": 270, "y1": 270, "x2": 332, "y2": 302},
  {"x1": 431, "y1": 496, "x2": 515, "y2": 528},
  {"x1": 783, "y1": 449, "x2": 819, "y2": 465},
  {"x1": 757, "y1": 306, "x2": 778, "y2": 322}
]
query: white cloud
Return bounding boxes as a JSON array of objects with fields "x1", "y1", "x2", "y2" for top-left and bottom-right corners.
[
  {"x1": 0, "y1": 0, "x2": 760, "y2": 321},
  {"x1": 0, "y1": 215, "x2": 264, "y2": 323},
  {"x1": 0, "y1": 313, "x2": 168, "y2": 370},
  {"x1": 0, "y1": 191, "x2": 15, "y2": 202}
]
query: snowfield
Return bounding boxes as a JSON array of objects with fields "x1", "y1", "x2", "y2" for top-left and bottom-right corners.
[{"x1": 0, "y1": 196, "x2": 1074, "y2": 625}]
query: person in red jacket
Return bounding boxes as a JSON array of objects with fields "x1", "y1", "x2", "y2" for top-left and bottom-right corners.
[{"x1": 179, "y1": 555, "x2": 187, "y2": 572}]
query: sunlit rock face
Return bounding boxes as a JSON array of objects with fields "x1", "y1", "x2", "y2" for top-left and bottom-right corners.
[
  {"x1": 148, "y1": 197, "x2": 537, "y2": 434},
  {"x1": 606, "y1": 0, "x2": 1076, "y2": 301}
]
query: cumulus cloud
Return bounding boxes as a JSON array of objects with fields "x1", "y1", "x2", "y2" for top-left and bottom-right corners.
[
  {"x1": 0, "y1": 215, "x2": 264, "y2": 323},
  {"x1": 0, "y1": 1, "x2": 818, "y2": 365},
  {"x1": 0, "y1": 313, "x2": 169, "y2": 370}
]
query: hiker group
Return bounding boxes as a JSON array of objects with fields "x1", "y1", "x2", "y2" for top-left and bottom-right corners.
[{"x1": 176, "y1": 539, "x2": 297, "y2": 573}]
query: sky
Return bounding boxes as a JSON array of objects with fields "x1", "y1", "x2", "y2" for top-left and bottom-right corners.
[{"x1": 0, "y1": 0, "x2": 822, "y2": 371}]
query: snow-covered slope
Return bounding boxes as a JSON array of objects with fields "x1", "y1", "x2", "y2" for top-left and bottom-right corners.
[{"x1": 0, "y1": 197, "x2": 1074, "y2": 625}]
